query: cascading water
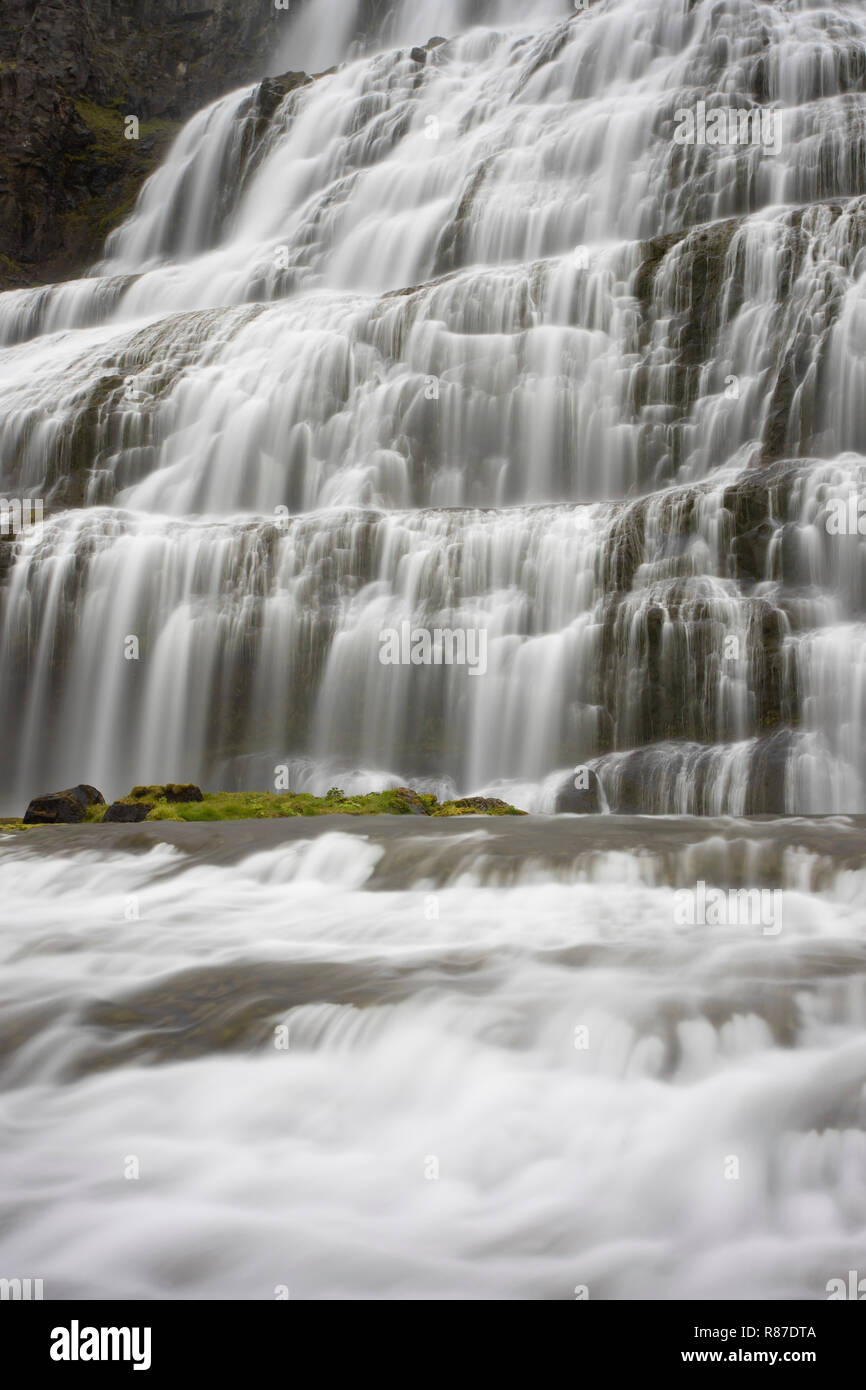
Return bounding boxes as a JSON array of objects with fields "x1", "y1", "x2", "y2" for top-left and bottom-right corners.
[
  {"x1": 1, "y1": 0, "x2": 866, "y2": 811},
  {"x1": 1, "y1": 0, "x2": 866, "y2": 1304}
]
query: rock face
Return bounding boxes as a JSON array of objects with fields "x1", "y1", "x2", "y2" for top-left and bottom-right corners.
[
  {"x1": 0, "y1": 1, "x2": 282, "y2": 288},
  {"x1": 746, "y1": 731, "x2": 791, "y2": 816},
  {"x1": 103, "y1": 801, "x2": 152, "y2": 822},
  {"x1": 23, "y1": 783, "x2": 104, "y2": 823},
  {"x1": 554, "y1": 768, "x2": 603, "y2": 814}
]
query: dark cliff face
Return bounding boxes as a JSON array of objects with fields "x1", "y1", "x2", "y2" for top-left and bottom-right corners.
[{"x1": 0, "y1": 0, "x2": 282, "y2": 289}]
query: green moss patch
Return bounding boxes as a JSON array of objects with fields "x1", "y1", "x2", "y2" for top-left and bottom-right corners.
[
  {"x1": 54, "y1": 99, "x2": 182, "y2": 277},
  {"x1": 92, "y1": 788, "x2": 525, "y2": 821},
  {"x1": 431, "y1": 797, "x2": 527, "y2": 816}
]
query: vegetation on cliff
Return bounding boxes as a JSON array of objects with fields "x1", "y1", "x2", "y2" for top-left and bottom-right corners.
[{"x1": 0, "y1": 0, "x2": 282, "y2": 287}]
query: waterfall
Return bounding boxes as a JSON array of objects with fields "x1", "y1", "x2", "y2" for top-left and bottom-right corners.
[
  {"x1": 3, "y1": 0, "x2": 866, "y2": 1310},
  {"x1": 1, "y1": 0, "x2": 866, "y2": 811}
]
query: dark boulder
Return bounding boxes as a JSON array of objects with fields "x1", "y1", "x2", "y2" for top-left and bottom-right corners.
[
  {"x1": 129, "y1": 783, "x2": 203, "y2": 802},
  {"x1": 257, "y1": 71, "x2": 310, "y2": 119},
  {"x1": 68, "y1": 784, "x2": 104, "y2": 809},
  {"x1": 410, "y1": 47, "x2": 427, "y2": 64},
  {"x1": 603, "y1": 749, "x2": 655, "y2": 815},
  {"x1": 23, "y1": 783, "x2": 105, "y2": 824},
  {"x1": 24, "y1": 794, "x2": 84, "y2": 825},
  {"x1": 165, "y1": 783, "x2": 204, "y2": 802},
  {"x1": 554, "y1": 767, "x2": 603, "y2": 814},
  {"x1": 103, "y1": 801, "x2": 153, "y2": 823}
]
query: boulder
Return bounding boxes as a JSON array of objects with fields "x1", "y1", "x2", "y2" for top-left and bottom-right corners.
[
  {"x1": 391, "y1": 787, "x2": 431, "y2": 815},
  {"x1": 435, "y1": 796, "x2": 526, "y2": 815},
  {"x1": 164, "y1": 783, "x2": 204, "y2": 802},
  {"x1": 410, "y1": 47, "x2": 427, "y2": 64},
  {"x1": 554, "y1": 767, "x2": 603, "y2": 814},
  {"x1": 129, "y1": 783, "x2": 203, "y2": 802},
  {"x1": 103, "y1": 801, "x2": 153, "y2": 823},
  {"x1": 23, "y1": 784, "x2": 105, "y2": 824},
  {"x1": 604, "y1": 750, "x2": 654, "y2": 814},
  {"x1": 257, "y1": 71, "x2": 310, "y2": 119}
]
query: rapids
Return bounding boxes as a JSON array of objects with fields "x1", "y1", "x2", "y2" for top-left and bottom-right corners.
[{"x1": 0, "y1": 817, "x2": 864, "y2": 1300}]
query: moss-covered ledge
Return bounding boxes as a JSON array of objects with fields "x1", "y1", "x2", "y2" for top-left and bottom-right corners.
[{"x1": 1, "y1": 786, "x2": 527, "y2": 831}]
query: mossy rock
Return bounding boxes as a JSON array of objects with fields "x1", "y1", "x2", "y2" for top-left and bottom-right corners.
[
  {"x1": 129, "y1": 783, "x2": 203, "y2": 802},
  {"x1": 382, "y1": 787, "x2": 435, "y2": 815},
  {"x1": 23, "y1": 784, "x2": 105, "y2": 824},
  {"x1": 102, "y1": 801, "x2": 153, "y2": 823},
  {"x1": 431, "y1": 797, "x2": 527, "y2": 816}
]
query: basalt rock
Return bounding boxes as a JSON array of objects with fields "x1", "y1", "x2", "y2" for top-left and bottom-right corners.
[
  {"x1": 103, "y1": 800, "x2": 153, "y2": 822},
  {"x1": 255, "y1": 71, "x2": 311, "y2": 122},
  {"x1": 730, "y1": 518, "x2": 780, "y2": 587},
  {"x1": 165, "y1": 783, "x2": 204, "y2": 803},
  {"x1": 554, "y1": 768, "x2": 603, "y2": 814},
  {"x1": 23, "y1": 783, "x2": 104, "y2": 824},
  {"x1": 129, "y1": 783, "x2": 203, "y2": 802},
  {"x1": 747, "y1": 731, "x2": 792, "y2": 815},
  {"x1": 409, "y1": 36, "x2": 448, "y2": 64}
]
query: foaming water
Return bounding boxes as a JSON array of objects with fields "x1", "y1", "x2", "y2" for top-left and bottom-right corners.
[{"x1": 0, "y1": 820, "x2": 864, "y2": 1299}]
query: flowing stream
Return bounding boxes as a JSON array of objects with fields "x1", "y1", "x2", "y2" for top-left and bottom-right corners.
[{"x1": 1, "y1": 817, "x2": 865, "y2": 1300}]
